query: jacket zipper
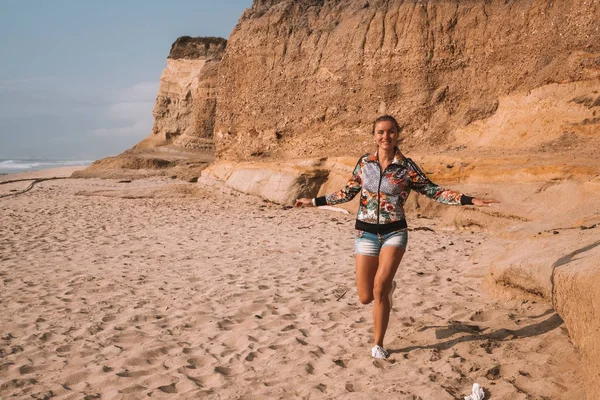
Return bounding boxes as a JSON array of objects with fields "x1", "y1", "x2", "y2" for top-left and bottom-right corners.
[{"x1": 376, "y1": 162, "x2": 390, "y2": 235}]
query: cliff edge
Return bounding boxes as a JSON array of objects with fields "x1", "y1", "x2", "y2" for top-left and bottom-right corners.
[{"x1": 75, "y1": 36, "x2": 226, "y2": 181}]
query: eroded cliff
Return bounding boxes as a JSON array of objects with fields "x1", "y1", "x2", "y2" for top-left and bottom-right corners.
[
  {"x1": 215, "y1": 0, "x2": 600, "y2": 160},
  {"x1": 136, "y1": 36, "x2": 226, "y2": 150},
  {"x1": 76, "y1": 36, "x2": 226, "y2": 180}
]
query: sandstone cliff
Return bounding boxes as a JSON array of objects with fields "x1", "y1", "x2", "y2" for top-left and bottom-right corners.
[
  {"x1": 136, "y1": 36, "x2": 226, "y2": 150},
  {"x1": 215, "y1": 0, "x2": 600, "y2": 161},
  {"x1": 75, "y1": 36, "x2": 226, "y2": 180}
]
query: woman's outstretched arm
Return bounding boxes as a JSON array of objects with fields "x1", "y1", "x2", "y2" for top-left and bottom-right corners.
[
  {"x1": 471, "y1": 197, "x2": 501, "y2": 207},
  {"x1": 407, "y1": 159, "x2": 499, "y2": 207},
  {"x1": 295, "y1": 158, "x2": 364, "y2": 207}
]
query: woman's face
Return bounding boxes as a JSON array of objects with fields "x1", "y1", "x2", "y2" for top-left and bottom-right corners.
[{"x1": 373, "y1": 120, "x2": 399, "y2": 151}]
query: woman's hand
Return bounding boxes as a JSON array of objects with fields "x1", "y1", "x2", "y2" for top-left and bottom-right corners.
[
  {"x1": 295, "y1": 198, "x2": 313, "y2": 208},
  {"x1": 472, "y1": 198, "x2": 500, "y2": 207}
]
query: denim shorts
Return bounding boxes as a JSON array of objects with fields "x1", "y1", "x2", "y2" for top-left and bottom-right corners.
[{"x1": 354, "y1": 229, "x2": 408, "y2": 257}]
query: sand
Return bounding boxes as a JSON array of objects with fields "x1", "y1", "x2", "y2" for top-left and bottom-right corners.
[{"x1": 0, "y1": 169, "x2": 585, "y2": 399}]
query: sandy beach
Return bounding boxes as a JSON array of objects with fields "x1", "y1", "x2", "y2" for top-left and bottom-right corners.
[{"x1": 0, "y1": 169, "x2": 585, "y2": 399}]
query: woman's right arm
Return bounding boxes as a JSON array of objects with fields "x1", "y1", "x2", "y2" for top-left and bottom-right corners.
[{"x1": 295, "y1": 159, "x2": 363, "y2": 208}]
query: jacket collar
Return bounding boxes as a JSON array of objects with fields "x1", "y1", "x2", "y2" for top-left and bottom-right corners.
[{"x1": 367, "y1": 147, "x2": 404, "y2": 165}]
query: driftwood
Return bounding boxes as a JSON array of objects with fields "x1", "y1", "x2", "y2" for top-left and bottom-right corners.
[
  {"x1": 0, "y1": 177, "x2": 69, "y2": 199},
  {"x1": 336, "y1": 290, "x2": 348, "y2": 302}
]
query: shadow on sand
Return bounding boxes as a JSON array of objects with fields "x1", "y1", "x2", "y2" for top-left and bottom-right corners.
[
  {"x1": 396, "y1": 240, "x2": 600, "y2": 355},
  {"x1": 393, "y1": 311, "x2": 563, "y2": 354}
]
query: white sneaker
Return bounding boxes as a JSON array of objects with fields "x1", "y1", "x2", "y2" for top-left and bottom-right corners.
[
  {"x1": 371, "y1": 345, "x2": 389, "y2": 359},
  {"x1": 388, "y1": 280, "x2": 396, "y2": 310}
]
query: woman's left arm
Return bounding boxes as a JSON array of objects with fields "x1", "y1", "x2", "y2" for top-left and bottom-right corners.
[
  {"x1": 470, "y1": 197, "x2": 500, "y2": 207},
  {"x1": 407, "y1": 159, "x2": 499, "y2": 207}
]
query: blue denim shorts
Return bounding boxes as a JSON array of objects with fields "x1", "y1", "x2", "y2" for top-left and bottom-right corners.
[{"x1": 354, "y1": 229, "x2": 408, "y2": 257}]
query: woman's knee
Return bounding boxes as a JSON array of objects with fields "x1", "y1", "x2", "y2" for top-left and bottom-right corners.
[
  {"x1": 358, "y1": 292, "x2": 373, "y2": 304},
  {"x1": 372, "y1": 281, "x2": 389, "y2": 302}
]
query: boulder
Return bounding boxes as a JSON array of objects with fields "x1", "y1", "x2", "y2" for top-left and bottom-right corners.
[{"x1": 201, "y1": 160, "x2": 328, "y2": 205}]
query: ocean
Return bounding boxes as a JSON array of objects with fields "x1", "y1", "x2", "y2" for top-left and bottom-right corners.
[{"x1": 0, "y1": 159, "x2": 93, "y2": 175}]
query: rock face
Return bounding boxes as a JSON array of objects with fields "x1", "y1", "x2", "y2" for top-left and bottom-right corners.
[
  {"x1": 202, "y1": 159, "x2": 329, "y2": 205},
  {"x1": 554, "y1": 240, "x2": 600, "y2": 400},
  {"x1": 75, "y1": 37, "x2": 226, "y2": 181},
  {"x1": 136, "y1": 36, "x2": 226, "y2": 150},
  {"x1": 215, "y1": 0, "x2": 600, "y2": 161}
]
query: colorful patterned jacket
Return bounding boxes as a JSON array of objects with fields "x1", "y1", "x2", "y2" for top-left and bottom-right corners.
[{"x1": 314, "y1": 149, "x2": 473, "y2": 234}]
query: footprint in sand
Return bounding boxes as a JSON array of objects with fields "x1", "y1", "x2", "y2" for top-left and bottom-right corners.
[
  {"x1": 101, "y1": 315, "x2": 116, "y2": 323},
  {"x1": 256, "y1": 345, "x2": 276, "y2": 355},
  {"x1": 305, "y1": 362, "x2": 315, "y2": 374},
  {"x1": 327, "y1": 311, "x2": 345, "y2": 322},
  {"x1": 56, "y1": 344, "x2": 70, "y2": 353},
  {"x1": 115, "y1": 369, "x2": 152, "y2": 378},
  {"x1": 62, "y1": 371, "x2": 90, "y2": 387},
  {"x1": 140, "y1": 346, "x2": 170, "y2": 360},
  {"x1": 217, "y1": 319, "x2": 234, "y2": 331},
  {"x1": 194, "y1": 373, "x2": 225, "y2": 389},
  {"x1": 469, "y1": 309, "x2": 494, "y2": 322},
  {"x1": 157, "y1": 383, "x2": 178, "y2": 393},
  {"x1": 214, "y1": 366, "x2": 232, "y2": 376},
  {"x1": 186, "y1": 356, "x2": 216, "y2": 369},
  {"x1": 18, "y1": 364, "x2": 36, "y2": 375},
  {"x1": 122, "y1": 356, "x2": 153, "y2": 367},
  {"x1": 118, "y1": 384, "x2": 147, "y2": 394}
]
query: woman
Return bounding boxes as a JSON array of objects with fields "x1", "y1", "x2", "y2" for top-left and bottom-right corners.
[{"x1": 295, "y1": 115, "x2": 498, "y2": 359}]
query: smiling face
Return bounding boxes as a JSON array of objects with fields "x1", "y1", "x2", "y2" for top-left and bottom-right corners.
[{"x1": 373, "y1": 120, "x2": 399, "y2": 152}]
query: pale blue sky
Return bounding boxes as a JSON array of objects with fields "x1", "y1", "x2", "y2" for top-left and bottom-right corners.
[{"x1": 0, "y1": 0, "x2": 252, "y2": 160}]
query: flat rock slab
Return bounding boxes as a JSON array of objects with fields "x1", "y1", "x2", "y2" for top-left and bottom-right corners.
[{"x1": 202, "y1": 161, "x2": 328, "y2": 205}]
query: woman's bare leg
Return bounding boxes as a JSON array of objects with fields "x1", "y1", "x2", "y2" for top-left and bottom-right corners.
[
  {"x1": 355, "y1": 254, "x2": 379, "y2": 304},
  {"x1": 372, "y1": 246, "x2": 405, "y2": 347}
]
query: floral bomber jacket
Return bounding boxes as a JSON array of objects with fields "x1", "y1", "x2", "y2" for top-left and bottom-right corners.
[{"x1": 314, "y1": 150, "x2": 473, "y2": 234}]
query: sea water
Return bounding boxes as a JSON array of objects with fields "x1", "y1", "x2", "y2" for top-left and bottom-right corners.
[{"x1": 0, "y1": 159, "x2": 92, "y2": 174}]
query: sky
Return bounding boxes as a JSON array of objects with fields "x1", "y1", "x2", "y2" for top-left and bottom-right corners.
[{"x1": 0, "y1": 0, "x2": 253, "y2": 161}]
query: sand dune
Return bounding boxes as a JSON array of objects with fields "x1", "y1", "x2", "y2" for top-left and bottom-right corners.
[{"x1": 0, "y1": 173, "x2": 585, "y2": 399}]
